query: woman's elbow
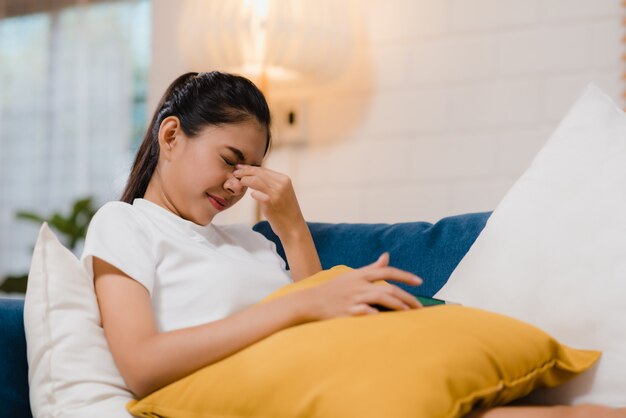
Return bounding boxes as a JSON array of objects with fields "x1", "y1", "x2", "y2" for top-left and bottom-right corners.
[
  {"x1": 124, "y1": 370, "x2": 159, "y2": 399},
  {"x1": 116, "y1": 355, "x2": 160, "y2": 399}
]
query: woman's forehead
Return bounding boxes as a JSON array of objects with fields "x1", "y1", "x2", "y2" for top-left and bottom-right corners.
[{"x1": 199, "y1": 122, "x2": 267, "y2": 163}]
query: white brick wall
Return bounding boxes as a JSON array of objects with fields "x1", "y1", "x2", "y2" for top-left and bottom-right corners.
[{"x1": 151, "y1": 0, "x2": 624, "y2": 225}]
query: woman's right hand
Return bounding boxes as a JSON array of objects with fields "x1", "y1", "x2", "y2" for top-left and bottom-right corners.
[{"x1": 298, "y1": 253, "x2": 424, "y2": 321}]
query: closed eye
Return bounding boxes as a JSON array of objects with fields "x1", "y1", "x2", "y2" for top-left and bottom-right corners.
[{"x1": 222, "y1": 157, "x2": 236, "y2": 167}]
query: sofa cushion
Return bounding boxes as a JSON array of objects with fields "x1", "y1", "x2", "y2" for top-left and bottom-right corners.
[
  {"x1": 437, "y1": 84, "x2": 626, "y2": 406},
  {"x1": 0, "y1": 298, "x2": 32, "y2": 418},
  {"x1": 253, "y1": 212, "x2": 491, "y2": 297},
  {"x1": 23, "y1": 223, "x2": 134, "y2": 417},
  {"x1": 128, "y1": 266, "x2": 600, "y2": 418}
]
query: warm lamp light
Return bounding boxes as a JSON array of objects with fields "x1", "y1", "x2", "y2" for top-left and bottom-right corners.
[{"x1": 178, "y1": 0, "x2": 358, "y2": 90}]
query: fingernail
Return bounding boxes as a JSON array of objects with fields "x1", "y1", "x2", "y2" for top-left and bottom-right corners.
[{"x1": 412, "y1": 276, "x2": 422, "y2": 284}]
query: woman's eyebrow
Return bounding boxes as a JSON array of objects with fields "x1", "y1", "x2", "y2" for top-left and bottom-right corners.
[{"x1": 225, "y1": 146, "x2": 261, "y2": 167}]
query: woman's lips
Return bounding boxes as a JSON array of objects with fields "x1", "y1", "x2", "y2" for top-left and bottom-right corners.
[{"x1": 207, "y1": 194, "x2": 227, "y2": 211}]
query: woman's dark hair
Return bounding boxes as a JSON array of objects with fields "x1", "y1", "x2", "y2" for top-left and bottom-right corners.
[{"x1": 120, "y1": 71, "x2": 272, "y2": 203}]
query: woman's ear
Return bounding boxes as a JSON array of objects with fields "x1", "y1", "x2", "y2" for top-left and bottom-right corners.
[{"x1": 157, "y1": 116, "x2": 181, "y2": 161}]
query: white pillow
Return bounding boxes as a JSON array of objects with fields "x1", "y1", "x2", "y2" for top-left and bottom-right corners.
[
  {"x1": 24, "y1": 223, "x2": 134, "y2": 417},
  {"x1": 436, "y1": 84, "x2": 626, "y2": 407}
]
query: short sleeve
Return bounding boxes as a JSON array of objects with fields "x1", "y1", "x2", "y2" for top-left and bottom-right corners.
[{"x1": 81, "y1": 202, "x2": 156, "y2": 294}]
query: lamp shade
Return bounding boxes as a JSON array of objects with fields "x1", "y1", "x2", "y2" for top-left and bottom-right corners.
[{"x1": 178, "y1": 0, "x2": 357, "y2": 84}]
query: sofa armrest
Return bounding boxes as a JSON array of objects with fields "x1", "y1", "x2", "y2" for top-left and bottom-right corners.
[{"x1": 0, "y1": 297, "x2": 33, "y2": 418}]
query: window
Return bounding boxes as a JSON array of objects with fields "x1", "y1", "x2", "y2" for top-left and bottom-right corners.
[{"x1": 0, "y1": 0, "x2": 151, "y2": 280}]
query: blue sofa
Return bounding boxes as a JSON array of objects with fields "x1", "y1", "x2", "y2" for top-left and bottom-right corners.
[{"x1": 0, "y1": 212, "x2": 490, "y2": 418}]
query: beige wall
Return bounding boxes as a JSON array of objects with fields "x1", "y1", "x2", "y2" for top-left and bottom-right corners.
[
  {"x1": 148, "y1": 0, "x2": 188, "y2": 112},
  {"x1": 151, "y1": 0, "x2": 623, "y2": 225}
]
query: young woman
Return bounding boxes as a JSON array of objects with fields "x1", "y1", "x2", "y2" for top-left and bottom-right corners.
[{"x1": 83, "y1": 71, "x2": 625, "y2": 418}]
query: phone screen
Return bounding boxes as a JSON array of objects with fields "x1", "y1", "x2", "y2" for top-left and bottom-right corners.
[
  {"x1": 371, "y1": 295, "x2": 453, "y2": 312},
  {"x1": 416, "y1": 296, "x2": 447, "y2": 307}
]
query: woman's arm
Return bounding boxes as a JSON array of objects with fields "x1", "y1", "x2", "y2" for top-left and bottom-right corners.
[
  {"x1": 276, "y1": 218, "x2": 321, "y2": 282},
  {"x1": 234, "y1": 164, "x2": 321, "y2": 281},
  {"x1": 94, "y1": 256, "x2": 307, "y2": 398},
  {"x1": 94, "y1": 253, "x2": 421, "y2": 398}
]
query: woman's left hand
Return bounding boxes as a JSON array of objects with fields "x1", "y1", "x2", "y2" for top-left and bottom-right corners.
[{"x1": 233, "y1": 164, "x2": 305, "y2": 238}]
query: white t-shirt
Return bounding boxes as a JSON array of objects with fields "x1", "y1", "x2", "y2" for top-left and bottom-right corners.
[{"x1": 81, "y1": 198, "x2": 292, "y2": 332}]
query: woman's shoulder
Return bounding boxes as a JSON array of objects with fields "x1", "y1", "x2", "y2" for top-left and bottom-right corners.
[
  {"x1": 93, "y1": 200, "x2": 144, "y2": 220},
  {"x1": 82, "y1": 201, "x2": 156, "y2": 285},
  {"x1": 95, "y1": 200, "x2": 135, "y2": 215},
  {"x1": 89, "y1": 201, "x2": 151, "y2": 234}
]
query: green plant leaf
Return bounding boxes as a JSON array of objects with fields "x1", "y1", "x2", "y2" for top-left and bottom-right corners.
[
  {"x1": 16, "y1": 196, "x2": 98, "y2": 252},
  {"x1": 15, "y1": 211, "x2": 46, "y2": 224},
  {"x1": 69, "y1": 197, "x2": 91, "y2": 224},
  {"x1": 0, "y1": 274, "x2": 28, "y2": 293},
  {"x1": 72, "y1": 197, "x2": 93, "y2": 216},
  {"x1": 49, "y1": 213, "x2": 76, "y2": 239}
]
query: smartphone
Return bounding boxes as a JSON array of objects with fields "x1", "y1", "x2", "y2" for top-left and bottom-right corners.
[
  {"x1": 415, "y1": 295, "x2": 454, "y2": 307},
  {"x1": 371, "y1": 296, "x2": 458, "y2": 311}
]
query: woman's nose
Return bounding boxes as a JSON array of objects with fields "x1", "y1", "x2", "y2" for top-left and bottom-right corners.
[{"x1": 224, "y1": 174, "x2": 245, "y2": 196}]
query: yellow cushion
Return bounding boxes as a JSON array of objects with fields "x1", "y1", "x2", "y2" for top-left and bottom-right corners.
[{"x1": 128, "y1": 266, "x2": 600, "y2": 418}]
